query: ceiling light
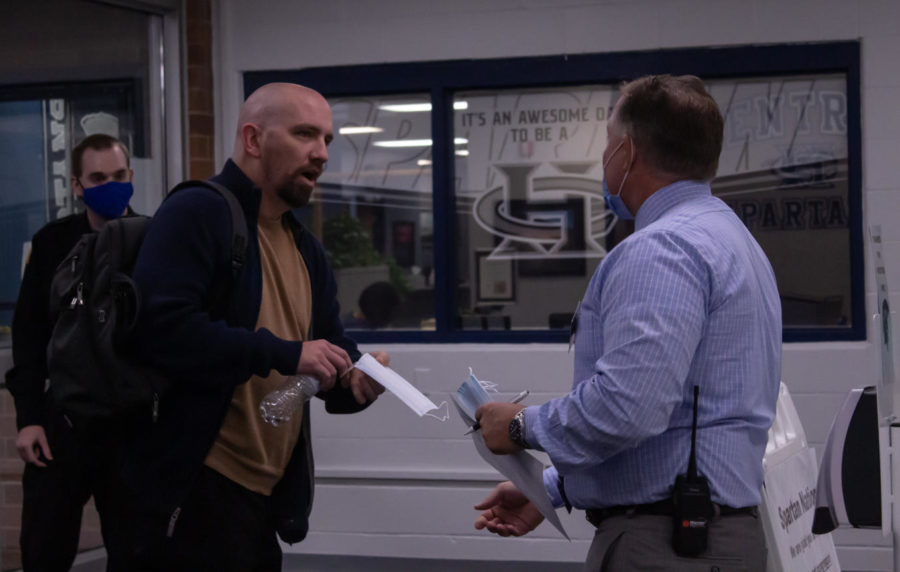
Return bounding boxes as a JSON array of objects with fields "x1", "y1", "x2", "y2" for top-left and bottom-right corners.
[
  {"x1": 373, "y1": 139, "x2": 433, "y2": 148},
  {"x1": 373, "y1": 137, "x2": 468, "y2": 148},
  {"x1": 379, "y1": 103, "x2": 432, "y2": 113},
  {"x1": 339, "y1": 126, "x2": 384, "y2": 135},
  {"x1": 377, "y1": 101, "x2": 469, "y2": 112},
  {"x1": 417, "y1": 159, "x2": 432, "y2": 166}
]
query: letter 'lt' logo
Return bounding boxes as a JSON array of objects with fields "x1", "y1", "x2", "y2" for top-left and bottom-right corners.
[{"x1": 472, "y1": 162, "x2": 616, "y2": 262}]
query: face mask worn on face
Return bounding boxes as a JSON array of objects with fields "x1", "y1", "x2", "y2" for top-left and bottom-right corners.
[
  {"x1": 602, "y1": 138, "x2": 634, "y2": 221},
  {"x1": 81, "y1": 181, "x2": 134, "y2": 220}
]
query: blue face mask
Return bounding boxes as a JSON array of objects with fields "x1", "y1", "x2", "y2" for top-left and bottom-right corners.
[
  {"x1": 81, "y1": 181, "x2": 133, "y2": 220},
  {"x1": 602, "y1": 139, "x2": 634, "y2": 221}
]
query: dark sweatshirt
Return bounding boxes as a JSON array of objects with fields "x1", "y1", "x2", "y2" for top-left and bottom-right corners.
[{"x1": 128, "y1": 160, "x2": 364, "y2": 542}]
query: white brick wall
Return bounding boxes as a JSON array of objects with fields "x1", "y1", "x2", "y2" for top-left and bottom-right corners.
[{"x1": 214, "y1": 1, "x2": 900, "y2": 568}]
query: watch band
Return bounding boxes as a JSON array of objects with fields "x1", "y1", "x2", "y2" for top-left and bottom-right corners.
[{"x1": 509, "y1": 409, "x2": 527, "y2": 448}]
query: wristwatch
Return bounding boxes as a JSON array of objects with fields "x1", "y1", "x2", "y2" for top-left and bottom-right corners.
[{"x1": 509, "y1": 409, "x2": 527, "y2": 448}]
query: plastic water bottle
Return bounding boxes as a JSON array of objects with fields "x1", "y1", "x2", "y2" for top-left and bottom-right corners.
[{"x1": 259, "y1": 374, "x2": 320, "y2": 426}]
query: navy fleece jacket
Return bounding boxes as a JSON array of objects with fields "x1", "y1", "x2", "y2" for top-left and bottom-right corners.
[{"x1": 127, "y1": 160, "x2": 364, "y2": 540}]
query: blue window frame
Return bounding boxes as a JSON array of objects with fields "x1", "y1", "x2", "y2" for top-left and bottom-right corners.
[{"x1": 245, "y1": 41, "x2": 863, "y2": 343}]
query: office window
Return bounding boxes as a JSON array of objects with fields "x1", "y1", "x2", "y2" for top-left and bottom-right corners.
[
  {"x1": 298, "y1": 94, "x2": 435, "y2": 331},
  {"x1": 453, "y1": 86, "x2": 619, "y2": 330},
  {"x1": 453, "y1": 74, "x2": 856, "y2": 333},
  {"x1": 0, "y1": 100, "x2": 46, "y2": 344},
  {"x1": 708, "y1": 74, "x2": 852, "y2": 330},
  {"x1": 246, "y1": 41, "x2": 862, "y2": 342}
]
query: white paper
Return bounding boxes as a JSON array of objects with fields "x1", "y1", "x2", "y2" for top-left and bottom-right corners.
[
  {"x1": 355, "y1": 353, "x2": 440, "y2": 416},
  {"x1": 452, "y1": 377, "x2": 569, "y2": 540}
]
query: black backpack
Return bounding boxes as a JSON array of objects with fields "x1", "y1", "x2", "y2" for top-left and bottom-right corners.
[{"x1": 46, "y1": 180, "x2": 247, "y2": 428}]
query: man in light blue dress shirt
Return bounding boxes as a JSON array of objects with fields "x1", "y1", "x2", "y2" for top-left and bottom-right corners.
[{"x1": 473, "y1": 75, "x2": 781, "y2": 570}]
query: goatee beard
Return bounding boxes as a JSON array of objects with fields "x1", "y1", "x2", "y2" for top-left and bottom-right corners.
[{"x1": 276, "y1": 184, "x2": 312, "y2": 208}]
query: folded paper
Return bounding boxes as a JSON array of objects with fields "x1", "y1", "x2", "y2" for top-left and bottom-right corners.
[{"x1": 453, "y1": 373, "x2": 569, "y2": 540}]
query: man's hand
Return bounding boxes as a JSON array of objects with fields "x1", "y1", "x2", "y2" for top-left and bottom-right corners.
[
  {"x1": 341, "y1": 351, "x2": 388, "y2": 404},
  {"x1": 16, "y1": 425, "x2": 52, "y2": 467},
  {"x1": 474, "y1": 402, "x2": 525, "y2": 454},
  {"x1": 474, "y1": 481, "x2": 544, "y2": 537},
  {"x1": 297, "y1": 339, "x2": 353, "y2": 392}
]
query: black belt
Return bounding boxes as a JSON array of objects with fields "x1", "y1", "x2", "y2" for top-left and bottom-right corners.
[{"x1": 585, "y1": 499, "x2": 758, "y2": 527}]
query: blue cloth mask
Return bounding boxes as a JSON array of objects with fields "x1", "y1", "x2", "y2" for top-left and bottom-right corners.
[
  {"x1": 602, "y1": 139, "x2": 634, "y2": 221},
  {"x1": 81, "y1": 181, "x2": 133, "y2": 220}
]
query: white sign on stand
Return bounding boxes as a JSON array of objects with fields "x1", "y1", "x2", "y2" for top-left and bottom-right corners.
[
  {"x1": 762, "y1": 447, "x2": 839, "y2": 572},
  {"x1": 870, "y1": 225, "x2": 900, "y2": 570},
  {"x1": 763, "y1": 383, "x2": 840, "y2": 572}
]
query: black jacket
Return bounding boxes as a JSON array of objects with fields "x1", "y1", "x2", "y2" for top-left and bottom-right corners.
[
  {"x1": 6, "y1": 213, "x2": 92, "y2": 429},
  {"x1": 129, "y1": 160, "x2": 365, "y2": 542}
]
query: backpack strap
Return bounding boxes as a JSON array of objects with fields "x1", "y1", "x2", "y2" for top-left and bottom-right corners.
[{"x1": 168, "y1": 180, "x2": 248, "y2": 279}]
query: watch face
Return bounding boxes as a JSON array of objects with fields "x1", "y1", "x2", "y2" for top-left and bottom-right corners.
[{"x1": 509, "y1": 410, "x2": 525, "y2": 447}]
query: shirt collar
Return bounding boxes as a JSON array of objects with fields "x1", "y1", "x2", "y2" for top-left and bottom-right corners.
[{"x1": 634, "y1": 180, "x2": 712, "y2": 231}]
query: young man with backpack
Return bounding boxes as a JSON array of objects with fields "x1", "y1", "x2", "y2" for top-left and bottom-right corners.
[
  {"x1": 5, "y1": 133, "x2": 138, "y2": 571},
  {"x1": 110, "y1": 83, "x2": 389, "y2": 571}
]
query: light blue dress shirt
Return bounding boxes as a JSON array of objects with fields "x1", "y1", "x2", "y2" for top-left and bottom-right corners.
[{"x1": 525, "y1": 180, "x2": 781, "y2": 510}]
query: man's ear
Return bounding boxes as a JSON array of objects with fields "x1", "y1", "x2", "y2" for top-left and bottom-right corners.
[
  {"x1": 127, "y1": 167, "x2": 135, "y2": 183},
  {"x1": 241, "y1": 123, "x2": 263, "y2": 158},
  {"x1": 71, "y1": 176, "x2": 83, "y2": 198}
]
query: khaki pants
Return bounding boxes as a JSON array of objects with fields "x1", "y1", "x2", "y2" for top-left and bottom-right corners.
[{"x1": 584, "y1": 511, "x2": 766, "y2": 571}]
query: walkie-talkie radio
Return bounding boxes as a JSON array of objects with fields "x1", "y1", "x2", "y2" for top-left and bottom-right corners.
[{"x1": 671, "y1": 385, "x2": 713, "y2": 556}]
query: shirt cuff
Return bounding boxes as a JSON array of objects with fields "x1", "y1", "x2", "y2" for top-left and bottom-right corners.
[
  {"x1": 543, "y1": 466, "x2": 565, "y2": 509},
  {"x1": 13, "y1": 394, "x2": 46, "y2": 431},
  {"x1": 271, "y1": 337, "x2": 305, "y2": 376},
  {"x1": 522, "y1": 405, "x2": 543, "y2": 451}
]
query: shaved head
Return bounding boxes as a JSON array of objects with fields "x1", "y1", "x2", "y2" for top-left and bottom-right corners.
[
  {"x1": 233, "y1": 83, "x2": 328, "y2": 155},
  {"x1": 231, "y1": 83, "x2": 333, "y2": 217}
]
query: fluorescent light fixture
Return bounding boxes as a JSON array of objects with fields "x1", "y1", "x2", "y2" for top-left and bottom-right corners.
[
  {"x1": 378, "y1": 101, "x2": 469, "y2": 112},
  {"x1": 373, "y1": 139, "x2": 433, "y2": 148},
  {"x1": 380, "y1": 103, "x2": 431, "y2": 113},
  {"x1": 417, "y1": 159, "x2": 432, "y2": 166},
  {"x1": 373, "y1": 137, "x2": 468, "y2": 148},
  {"x1": 455, "y1": 149, "x2": 469, "y2": 157},
  {"x1": 338, "y1": 126, "x2": 383, "y2": 135}
]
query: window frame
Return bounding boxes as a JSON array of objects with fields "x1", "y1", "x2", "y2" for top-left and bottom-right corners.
[
  {"x1": 0, "y1": 78, "x2": 147, "y2": 155},
  {"x1": 245, "y1": 41, "x2": 863, "y2": 344}
]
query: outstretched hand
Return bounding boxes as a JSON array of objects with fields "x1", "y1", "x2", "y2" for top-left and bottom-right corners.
[{"x1": 474, "y1": 481, "x2": 544, "y2": 537}]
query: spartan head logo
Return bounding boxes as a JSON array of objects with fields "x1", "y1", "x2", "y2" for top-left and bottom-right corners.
[{"x1": 472, "y1": 162, "x2": 616, "y2": 261}]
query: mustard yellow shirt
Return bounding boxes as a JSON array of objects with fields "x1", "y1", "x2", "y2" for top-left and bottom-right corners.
[{"x1": 204, "y1": 214, "x2": 312, "y2": 495}]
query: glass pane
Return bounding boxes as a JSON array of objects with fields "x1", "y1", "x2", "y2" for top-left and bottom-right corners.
[
  {"x1": 0, "y1": 100, "x2": 47, "y2": 345},
  {"x1": 0, "y1": 87, "x2": 146, "y2": 350},
  {"x1": 708, "y1": 74, "x2": 851, "y2": 329},
  {"x1": 455, "y1": 74, "x2": 854, "y2": 332},
  {"x1": 306, "y1": 94, "x2": 434, "y2": 331},
  {"x1": 454, "y1": 86, "x2": 620, "y2": 330}
]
